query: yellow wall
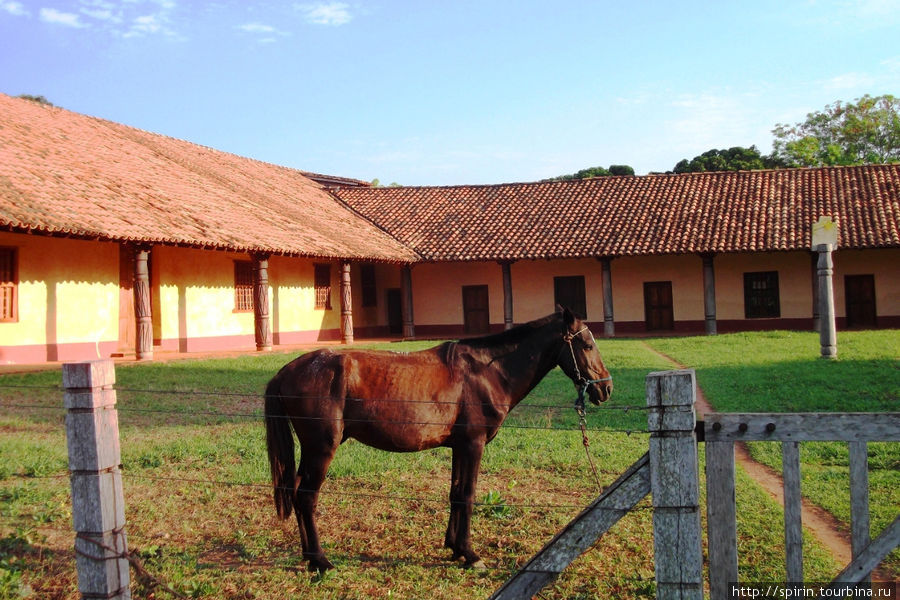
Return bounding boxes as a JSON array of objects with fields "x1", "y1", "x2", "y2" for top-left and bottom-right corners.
[
  {"x1": 509, "y1": 259, "x2": 605, "y2": 322},
  {"x1": 609, "y1": 254, "x2": 705, "y2": 323},
  {"x1": 412, "y1": 261, "x2": 505, "y2": 326},
  {"x1": 832, "y1": 248, "x2": 900, "y2": 319},
  {"x1": 714, "y1": 252, "x2": 812, "y2": 320},
  {"x1": 0, "y1": 233, "x2": 119, "y2": 361}
]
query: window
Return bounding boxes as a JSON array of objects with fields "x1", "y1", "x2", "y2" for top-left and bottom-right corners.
[
  {"x1": 234, "y1": 260, "x2": 254, "y2": 312},
  {"x1": 315, "y1": 264, "x2": 332, "y2": 310},
  {"x1": 744, "y1": 271, "x2": 780, "y2": 318},
  {"x1": 360, "y1": 264, "x2": 377, "y2": 308},
  {"x1": 554, "y1": 275, "x2": 587, "y2": 319},
  {"x1": 0, "y1": 247, "x2": 17, "y2": 322}
]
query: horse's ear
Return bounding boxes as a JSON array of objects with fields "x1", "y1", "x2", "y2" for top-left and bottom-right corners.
[{"x1": 560, "y1": 305, "x2": 576, "y2": 328}]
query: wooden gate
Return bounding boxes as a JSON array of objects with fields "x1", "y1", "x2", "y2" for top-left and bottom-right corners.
[
  {"x1": 705, "y1": 413, "x2": 900, "y2": 599},
  {"x1": 490, "y1": 371, "x2": 899, "y2": 599}
]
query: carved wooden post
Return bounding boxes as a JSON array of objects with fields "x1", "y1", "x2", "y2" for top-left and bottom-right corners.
[
  {"x1": 401, "y1": 264, "x2": 415, "y2": 339},
  {"x1": 500, "y1": 261, "x2": 514, "y2": 330},
  {"x1": 132, "y1": 245, "x2": 152, "y2": 361},
  {"x1": 702, "y1": 253, "x2": 717, "y2": 335},
  {"x1": 817, "y1": 243, "x2": 837, "y2": 359},
  {"x1": 63, "y1": 360, "x2": 130, "y2": 600},
  {"x1": 600, "y1": 257, "x2": 615, "y2": 337},
  {"x1": 340, "y1": 261, "x2": 354, "y2": 344},
  {"x1": 252, "y1": 253, "x2": 272, "y2": 351},
  {"x1": 647, "y1": 369, "x2": 703, "y2": 600}
]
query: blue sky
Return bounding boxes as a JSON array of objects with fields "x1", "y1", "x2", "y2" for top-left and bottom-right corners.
[{"x1": 2, "y1": 1, "x2": 898, "y2": 185}]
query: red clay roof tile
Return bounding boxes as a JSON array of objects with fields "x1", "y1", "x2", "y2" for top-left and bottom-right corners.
[
  {"x1": 0, "y1": 94, "x2": 418, "y2": 263},
  {"x1": 332, "y1": 166, "x2": 900, "y2": 261}
]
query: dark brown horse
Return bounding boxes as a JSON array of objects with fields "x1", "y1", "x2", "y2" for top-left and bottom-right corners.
[{"x1": 264, "y1": 306, "x2": 612, "y2": 572}]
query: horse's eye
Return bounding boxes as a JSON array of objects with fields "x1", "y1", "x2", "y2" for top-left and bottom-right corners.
[{"x1": 583, "y1": 344, "x2": 593, "y2": 351}]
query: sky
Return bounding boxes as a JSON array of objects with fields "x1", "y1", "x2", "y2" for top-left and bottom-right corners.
[{"x1": 1, "y1": 1, "x2": 899, "y2": 186}]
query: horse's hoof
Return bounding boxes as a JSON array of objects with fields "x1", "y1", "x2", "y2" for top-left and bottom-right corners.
[
  {"x1": 307, "y1": 557, "x2": 335, "y2": 573},
  {"x1": 465, "y1": 559, "x2": 487, "y2": 570}
]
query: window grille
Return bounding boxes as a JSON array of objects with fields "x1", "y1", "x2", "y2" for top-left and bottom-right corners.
[{"x1": 234, "y1": 261, "x2": 254, "y2": 312}]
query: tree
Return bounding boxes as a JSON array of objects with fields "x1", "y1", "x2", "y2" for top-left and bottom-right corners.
[
  {"x1": 545, "y1": 164, "x2": 635, "y2": 181},
  {"x1": 16, "y1": 94, "x2": 54, "y2": 106},
  {"x1": 672, "y1": 145, "x2": 782, "y2": 174},
  {"x1": 771, "y1": 94, "x2": 900, "y2": 167}
]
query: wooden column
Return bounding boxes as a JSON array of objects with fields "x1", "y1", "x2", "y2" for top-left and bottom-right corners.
[
  {"x1": 340, "y1": 261, "x2": 354, "y2": 344},
  {"x1": 600, "y1": 257, "x2": 615, "y2": 337},
  {"x1": 252, "y1": 253, "x2": 272, "y2": 351},
  {"x1": 816, "y1": 243, "x2": 837, "y2": 359},
  {"x1": 646, "y1": 369, "x2": 703, "y2": 600},
  {"x1": 500, "y1": 261, "x2": 514, "y2": 330},
  {"x1": 702, "y1": 253, "x2": 717, "y2": 335},
  {"x1": 132, "y1": 245, "x2": 153, "y2": 361},
  {"x1": 63, "y1": 360, "x2": 130, "y2": 600},
  {"x1": 401, "y1": 264, "x2": 415, "y2": 339}
]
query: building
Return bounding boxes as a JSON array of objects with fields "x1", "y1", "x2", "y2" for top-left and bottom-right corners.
[{"x1": 1, "y1": 94, "x2": 898, "y2": 364}]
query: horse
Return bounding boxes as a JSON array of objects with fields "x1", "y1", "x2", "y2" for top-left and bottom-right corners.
[{"x1": 264, "y1": 306, "x2": 613, "y2": 572}]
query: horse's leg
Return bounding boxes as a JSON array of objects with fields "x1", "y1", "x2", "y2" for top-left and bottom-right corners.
[
  {"x1": 444, "y1": 445, "x2": 463, "y2": 554},
  {"x1": 446, "y1": 439, "x2": 486, "y2": 567},
  {"x1": 294, "y1": 438, "x2": 339, "y2": 572}
]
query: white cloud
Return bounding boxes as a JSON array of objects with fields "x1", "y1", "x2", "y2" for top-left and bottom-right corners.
[
  {"x1": 239, "y1": 22, "x2": 277, "y2": 34},
  {"x1": 1, "y1": 1, "x2": 28, "y2": 17},
  {"x1": 40, "y1": 7, "x2": 87, "y2": 27},
  {"x1": 823, "y1": 71, "x2": 876, "y2": 91},
  {"x1": 297, "y1": 2, "x2": 352, "y2": 26}
]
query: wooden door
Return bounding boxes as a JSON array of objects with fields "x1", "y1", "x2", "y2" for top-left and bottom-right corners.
[
  {"x1": 386, "y1": 288, "x2": 402, "y2": 335},
  {"x1": 644, "y1": 281, "x2": 674, "y2": 331},
  {"x1": 462, "y1": 285, "x2": 490, "y2": 334},
  {"x1": 845, "y1": 275, "x2": 876, "y2": 328}
]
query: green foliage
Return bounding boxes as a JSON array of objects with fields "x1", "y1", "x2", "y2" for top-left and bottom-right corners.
[
  {"x1": 545, "y1": 163, "x2": 635, "y2": 181},
  {"x1": 15, "y1": 94, "x2": 53, "y2": 106},
  {"x1": 771, "y1": 94, "x2": 900, "y2": 167},
  {"x1": 672, "y1": 145, "x2": 784, "y2": 173}
]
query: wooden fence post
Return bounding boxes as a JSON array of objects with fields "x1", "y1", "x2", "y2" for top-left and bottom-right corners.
[
  {"x1": 63, "y1": 360, "x2": 130, "y2": 600},
  {"x1": 647, "y1": 369, "x2": 703, "y2": 600}
]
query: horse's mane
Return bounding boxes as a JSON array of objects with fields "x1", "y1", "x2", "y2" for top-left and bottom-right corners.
[{"x1": 454, "y1": 312, "x2": 562, "y2": 350}]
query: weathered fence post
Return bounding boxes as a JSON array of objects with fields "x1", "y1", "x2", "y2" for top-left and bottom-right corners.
[
  {"x1": 63, "y1": 360, "x2": 131, "y2": 600},
  {"x1": 647, "y1": 369, "x2": 703, "y2": 600}
]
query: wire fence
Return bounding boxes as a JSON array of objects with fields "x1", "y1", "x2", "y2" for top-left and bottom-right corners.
[{"x1": 0, "y1": 379, "x2": 656, "y2": 598}]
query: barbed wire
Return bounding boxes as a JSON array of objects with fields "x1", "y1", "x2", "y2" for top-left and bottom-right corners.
[
  {"x1": 0, "y1": 401, "x2": 651, "y2": 436},
  {"x1": 0, "y1": 381, "x2": 652, "y2": 412}
]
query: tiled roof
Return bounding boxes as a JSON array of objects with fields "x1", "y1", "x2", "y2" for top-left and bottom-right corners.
[
  {"x1": 0, "y1": 94, "x2": 418, "y2": 263},
  {"x1": 332, "y1": 165, "x2": 900, "y2": 261}
]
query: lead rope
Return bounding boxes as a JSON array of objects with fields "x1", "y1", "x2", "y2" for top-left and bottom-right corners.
[
  {"x1": 566, "y1": 327, "x2": 606, "y2": 492},
  {"x1": 577, "y1": 404, "x2": 604, "y2": 491}
]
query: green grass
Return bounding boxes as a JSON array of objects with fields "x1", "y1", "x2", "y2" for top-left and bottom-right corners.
[
  {"x1": 0, "y1": 331, "x2": 897, "y2": 598},
  {"x1": 646, "y1": 329, "x2": 900, "y2": 575}
]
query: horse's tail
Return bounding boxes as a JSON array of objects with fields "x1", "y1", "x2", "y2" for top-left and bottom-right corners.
[{"x1": 265, "y1": 376, "x2": 295, "y2": 520}]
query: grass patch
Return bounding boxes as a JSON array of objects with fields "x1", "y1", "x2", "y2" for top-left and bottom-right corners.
[
  {"x1": 645, "y1": 329, "x2": 900, "y2": 575},
  {"x1": 1, "y1": 331, "x2": 897, "y2": 597}
]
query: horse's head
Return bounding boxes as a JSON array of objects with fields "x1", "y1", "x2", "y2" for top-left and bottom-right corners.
[{"x1": 556, "y1": 306, "x2": 613, "y2": 405}]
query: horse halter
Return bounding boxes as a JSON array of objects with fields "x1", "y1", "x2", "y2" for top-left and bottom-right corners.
[{"x1": 561, "y1": 325, "x2": 612, "y2": 412}]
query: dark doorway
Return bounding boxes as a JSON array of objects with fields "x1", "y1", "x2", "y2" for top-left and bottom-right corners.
[
  {"x1": 462, "y1": 285, "x2": 490, "y2": 334},
  {"x1": 845, "y1": 275, "x2": 876, "y2": 328},
  {"x1": 644, "y1": 281, "x2": 674, "y2": 331},
  {"x1": 554, "y1": 275, "x2": 587, "y2": 319},
  {"x1": 386, "y1": 288, "x2": 403, "y2": 335}
]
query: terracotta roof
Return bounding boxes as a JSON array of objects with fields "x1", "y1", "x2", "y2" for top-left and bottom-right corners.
[
  {"x1": 0, "y1": 94, "x2": 418, "y2": 263},
  {"x1": 331, "y1": 166, "x2": 900, "y2": 261}
]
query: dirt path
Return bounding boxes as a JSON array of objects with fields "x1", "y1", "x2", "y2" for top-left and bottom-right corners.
[{"x1": 640, "y1": 342, "x2": 895, "y2": 583}]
